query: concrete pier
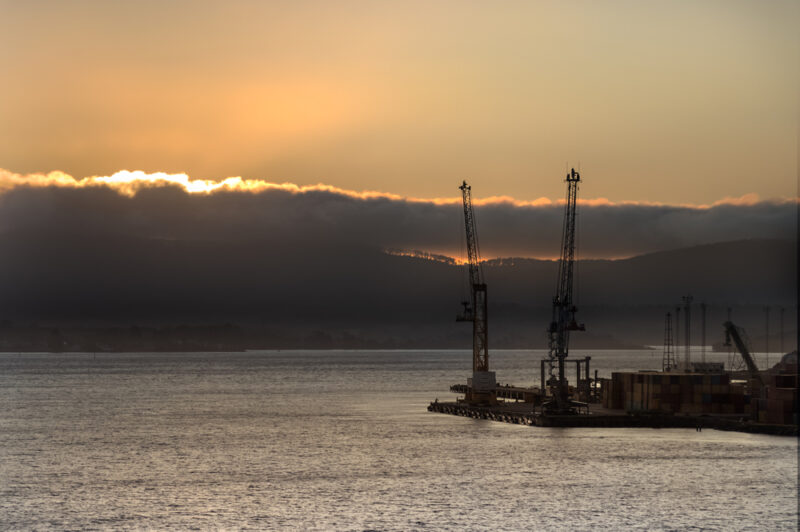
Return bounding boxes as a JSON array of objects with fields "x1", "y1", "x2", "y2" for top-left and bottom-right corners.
[{"x1": 428, "y1": 401, "x2": 797, "y2": 436}]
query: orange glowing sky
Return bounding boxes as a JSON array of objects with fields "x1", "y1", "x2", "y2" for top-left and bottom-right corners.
[
  {"x1": 0, "y1": 1, "x2": 797, "y2": 204},
  {"x1": 2, "y1": 167, "x2": 786, "y2": 212}
]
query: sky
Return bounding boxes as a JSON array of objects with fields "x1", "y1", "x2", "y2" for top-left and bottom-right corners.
[{"x1": 1, "y1": 0, "x2": 798, "y2": 205}]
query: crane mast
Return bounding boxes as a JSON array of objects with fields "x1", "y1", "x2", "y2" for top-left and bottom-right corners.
[
  {"x1": 458, "y1": 181, "x2": 489, "y2": 373},
  {"x1": 545, "y1": 168, "x2": 585, "y2": 413}
]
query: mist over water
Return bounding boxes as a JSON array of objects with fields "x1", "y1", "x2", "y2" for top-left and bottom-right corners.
[{"x1": 1, "y1": 350, "x2": 796, "y2": 530}]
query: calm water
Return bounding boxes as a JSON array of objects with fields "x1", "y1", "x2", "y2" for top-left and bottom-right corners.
[{"x1": 0, "y1": 349, "x2": 796, "y2": 531}]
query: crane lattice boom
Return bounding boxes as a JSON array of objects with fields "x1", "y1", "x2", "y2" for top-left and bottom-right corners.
[
  {"x1": 546, "y1": 168, "x2": 585, "y2": 413},
  {"x1": 723, "y1": 321, "x2": 763, "y2": 385},
  {"x1": 458, "y1": 181, "x2": 489, "y2": 373}
]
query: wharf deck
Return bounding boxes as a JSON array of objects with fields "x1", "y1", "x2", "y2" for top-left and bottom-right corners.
[
  {"x1": 428, "y1": 401, "x2": 797, "y2": 436},
  {"x1": 449, "y1": 383, "x2": 541, "y2": 401}
]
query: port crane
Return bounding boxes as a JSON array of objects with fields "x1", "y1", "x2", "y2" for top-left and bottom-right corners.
[
  {"x1": 544, "y1": 168, "x2": 585, "y2": 414},
  {"x1": 723, "y1": 321, "x2": 764, "y2": 385},
  {"x1": 457, "y1": 181, "x2": 495, "y2": 403}
]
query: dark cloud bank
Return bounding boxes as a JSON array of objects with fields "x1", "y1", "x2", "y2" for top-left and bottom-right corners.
[{"x1": 0, "y1": 185, "x2": 795, "y2": 349}]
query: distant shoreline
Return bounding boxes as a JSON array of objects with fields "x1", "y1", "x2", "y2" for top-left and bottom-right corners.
[{"x1": 0, "y1": 344, "x2": 655, "y2": 354}]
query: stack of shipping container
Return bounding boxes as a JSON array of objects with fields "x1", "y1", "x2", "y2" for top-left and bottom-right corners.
[
  {"x1": 755, "y1": 374, "x2": 797, "y2": 425},
  {"x1": 602, "y1": 370, "x2": 797, "y2": 425},
  {"x1": 602, "y1": 372, "x2": 747, "y2": 415}
]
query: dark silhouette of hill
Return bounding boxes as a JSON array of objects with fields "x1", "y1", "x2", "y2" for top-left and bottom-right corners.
[
  {"x1": 480, "y1": 238, "x2": 796, "y2": 348},
  {"x1": 0, "y1": 233, "x2": 794, "y2": 350},
  {"x1": 482, "y1": 237, "x2": 795, "y2": 305}
]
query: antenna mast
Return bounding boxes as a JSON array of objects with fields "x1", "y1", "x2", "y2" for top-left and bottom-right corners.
[
  {"x1": 682, "y1": 295, "x2": 693, "y2": 370},
  {"x1": 663, "y1": 312, "x2": 675, "y2": 372}
]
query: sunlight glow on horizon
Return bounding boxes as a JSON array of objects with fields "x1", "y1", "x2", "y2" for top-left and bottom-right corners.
[
  {"x1": 383, "y1": 247, "x2": 643, "y2": 263},
  {"x1": 0, "y1": 168, "x2": 789, "y2": 210}
]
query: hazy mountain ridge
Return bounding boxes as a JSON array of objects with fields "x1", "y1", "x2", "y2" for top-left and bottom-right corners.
[{"x1": 0, "y1": 234, "x2": 794, "y2": 349}]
